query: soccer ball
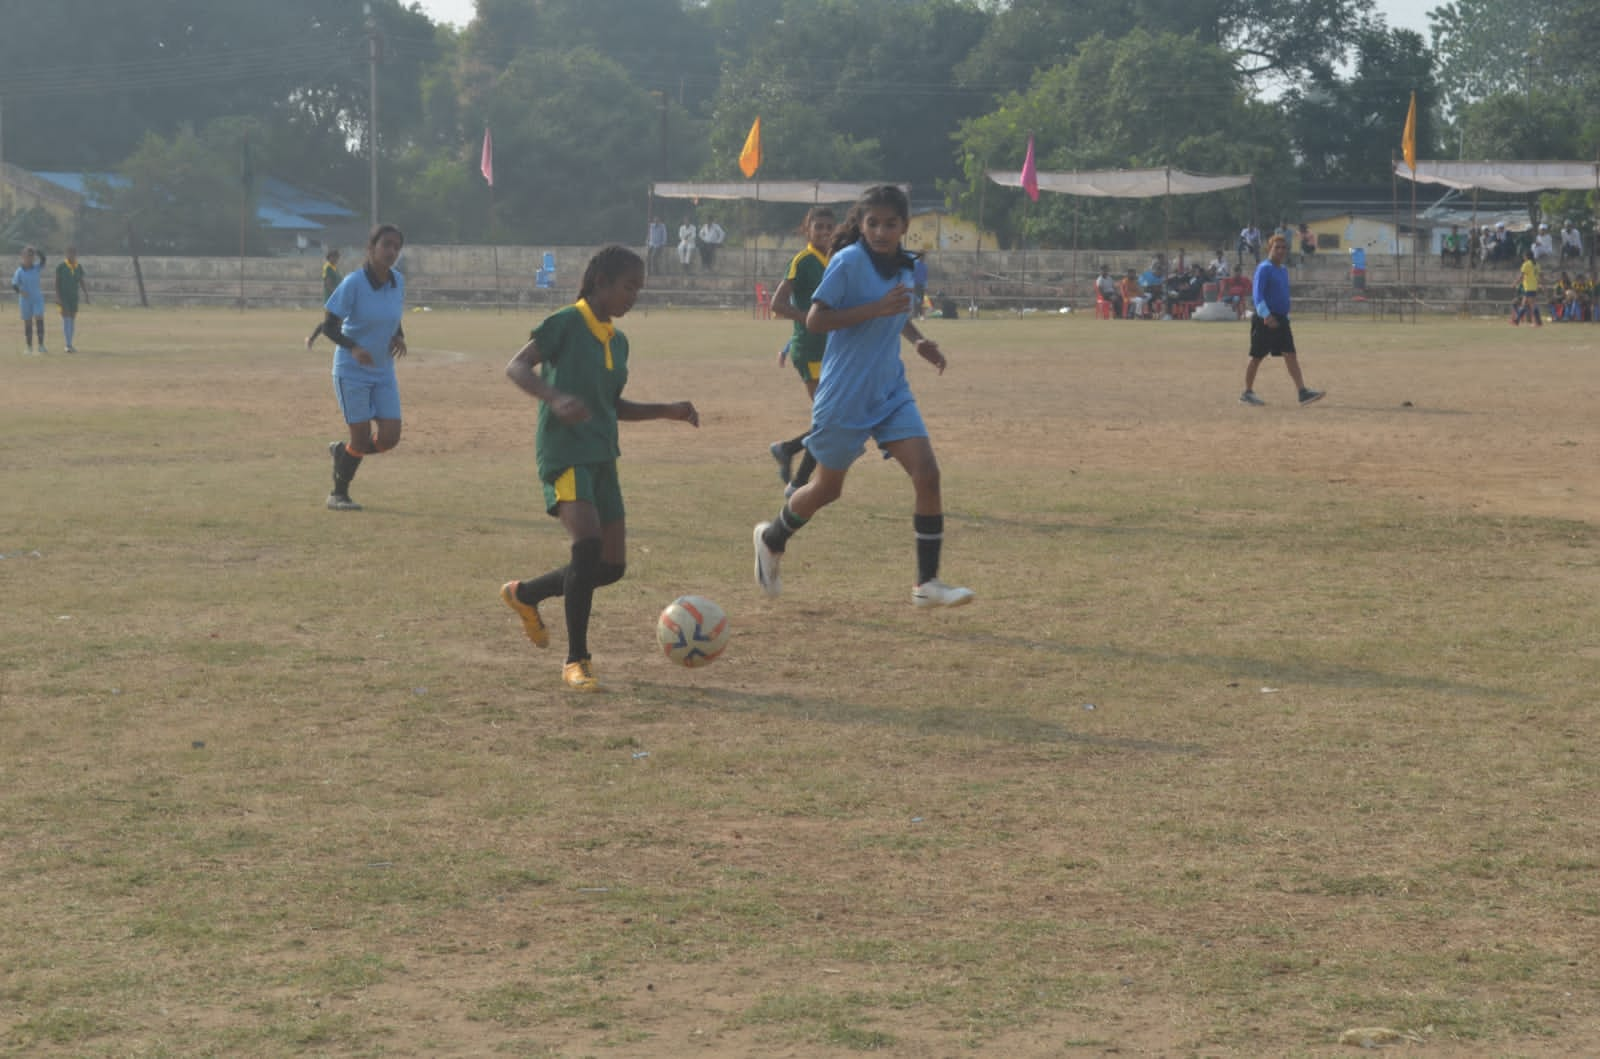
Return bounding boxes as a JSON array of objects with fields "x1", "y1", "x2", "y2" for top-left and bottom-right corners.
[{"x1": 656, "y1": 595, "x2": 730, "y2": 668}]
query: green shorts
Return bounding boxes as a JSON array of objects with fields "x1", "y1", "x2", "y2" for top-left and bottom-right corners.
[
  {"x1": 542, "y1": 461, "x2": 625, "y2": 522},
  {"x1": 791, "y1": 354, "x2": 822, "y2": 383}
]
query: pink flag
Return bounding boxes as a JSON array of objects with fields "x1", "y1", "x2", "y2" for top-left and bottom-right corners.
[
  {"x1": 480, "y1": 127, "x2": 494, "y2": 187},
  {"x1": 1021, "y1": 134, "x2": 1039, "y2": 203}
]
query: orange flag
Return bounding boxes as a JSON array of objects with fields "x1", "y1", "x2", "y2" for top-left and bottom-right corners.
[
  {"x1": 739, "y1": 116, "x2": 762, "y2": 178},
  {"x1": 1402, "y1": 92, "x2": 1417, "y2": 172}
]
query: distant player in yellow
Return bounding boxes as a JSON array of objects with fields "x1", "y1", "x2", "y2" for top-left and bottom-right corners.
[
  {"x1": 1512, "y1": 250, "x2": 1542, "y2": 326},
  {"x1": 305, "y1": 248, "x2": 343, "y2": 348},
  {"x1": 767, "y1": 206, "x2": 835, "y2": 495},
  {"x1": 54, "y1": 245, "x2": 89, "y2": 353},
  {"x1": 500, "y1": 246, "x2": 700, "y2": 692}
]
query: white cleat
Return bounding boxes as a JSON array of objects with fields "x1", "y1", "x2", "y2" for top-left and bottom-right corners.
[
  {"x1": 753, "y1": 522, "x2": 782, "y2": 597},
  {"x1": 912, "y1": 579, "x2": 974, "y2": 608}
]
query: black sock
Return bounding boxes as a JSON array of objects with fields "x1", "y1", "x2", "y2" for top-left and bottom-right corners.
[
  {"x1": 782, "y1": 433, "x2": 807, "y2": 457},
  {"x1": 563, "y1": 538, "x2": 603, "y2": 664},
  {"x1": 762, "y1": 503, "x2": 808, "y2": 552},
  {"x1": 791, "y1": 450, "x2": 817, "y2": 488},
  {"x1": 516, "y1": 567, "x2": 567, "y2": 605},
  {"x1": 914, "y1": 513, "x2": 943, "y2": 585},
  {"x1": 24, "y1": 320, "x2": 34, "y2": 346}
]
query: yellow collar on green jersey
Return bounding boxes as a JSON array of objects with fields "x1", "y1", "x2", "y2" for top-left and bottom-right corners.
[{"x1": 574, "y1": 298, "x2": 615, "y2": 369}]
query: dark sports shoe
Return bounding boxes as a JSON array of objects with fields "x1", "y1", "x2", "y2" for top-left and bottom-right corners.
[
  {"x1": 1239, "y1": 390, "x2": 1265, "y2": 406},
  {"x1": 1298, "y1": 388, "x2": 1325, "y2": 406},
  {"x1": 769, "y1": 441, "x2": 794, "y2": 485},
  {"x1": 326, "y1": 492, "x2": 362, "y2": 511}
]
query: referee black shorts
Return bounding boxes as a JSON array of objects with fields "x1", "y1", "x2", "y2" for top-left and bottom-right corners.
[{"x1": 1248, "y1": 314, "x2": 1296, "y2": 358}]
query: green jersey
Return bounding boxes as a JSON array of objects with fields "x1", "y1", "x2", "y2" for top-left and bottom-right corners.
[
  {"x1": 322, "y1": 261, "x2": 342, "y2": 297},
  {"x1": 55, "y1": 259, "x2": 86, "y2": 309},
  {"x1": 785, "y1": 246, "x2": 829, "y2": 359},
  {"x1": 532, "y1": 301, "x2": 629, "y2": 482}
]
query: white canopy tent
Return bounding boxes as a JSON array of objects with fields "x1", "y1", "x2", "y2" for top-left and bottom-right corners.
[
  {"x1": 986, "y1": 167, "x2": 1252, "y2": 198},
  {"x1": 980, "y1": 167, "x2": 1255, "y2": 304},
  {"x1": 650, "y1": 180, "x2": 909, "y2": 203},
  {"x1": 1391, "y1": 161, "x2": 1599, "y2": 282},
  {"x1": 1393, "y1": 160, "x2": 1600, "y2": 194}
]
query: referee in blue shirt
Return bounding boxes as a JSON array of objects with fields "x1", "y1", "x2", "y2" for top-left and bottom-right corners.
[{"x1": 1240, "y1": 234, "x2": 1324, "y2": 407}]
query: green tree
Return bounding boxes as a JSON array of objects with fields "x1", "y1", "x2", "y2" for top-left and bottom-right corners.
[
  {"x1": 703, "y1": 0, "x2": 992, "y2": 191},
  {"x1": 957, "y1": 0, "x2": 1377, "y2": 95},
  {"x1": 952, "y1": 30, "x2": 1294, "y2": 248},
  {"x1": 87, "y1": 122, "x2": 265, "y2": 255},
  {"x1": 1286, "y1": 27, "x2": 1437, "y2": 181}
]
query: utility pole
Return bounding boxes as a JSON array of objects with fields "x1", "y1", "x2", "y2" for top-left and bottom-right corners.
[
  {"x1": 365, "y1": 3, "x2": 380, "y2": 229},
  {"x1": 657, "y1": 90, "x2": 668, "y2": 180}
]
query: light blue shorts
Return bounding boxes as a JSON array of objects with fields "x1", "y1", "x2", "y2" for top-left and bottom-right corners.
[
  {"x1": 18, "y1": 294, "x2": 44, "y2": 319},
  {"x1": 333, "y1": 373, "x2": 402, "y2": 423},
  {"x1": 805, "y1": 398, "x2": 927, "y2": 471}
]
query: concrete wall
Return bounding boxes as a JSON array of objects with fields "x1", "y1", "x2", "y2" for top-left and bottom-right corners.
[{"x1": 55, "y1": 243, "x2": 1544, "y2": 316}]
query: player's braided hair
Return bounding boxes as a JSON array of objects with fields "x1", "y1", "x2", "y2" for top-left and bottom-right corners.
[{"x1": 579, "y1": 244, "x2": 644, "y2": 301}]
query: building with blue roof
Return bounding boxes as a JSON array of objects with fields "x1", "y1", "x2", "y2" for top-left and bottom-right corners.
[{"x1": 1, "y1": 163, "x2": 362, "y2": 253}]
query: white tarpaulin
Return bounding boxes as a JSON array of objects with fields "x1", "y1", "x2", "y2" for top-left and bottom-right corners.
[
  {"x1": 651, "y1": 180, "x2": 908, "y2": 203},
  {"x1": 1394, "y1": 160, "x2": 1600, "y2": 193},
  {"x1": 986, "y1": 167, "x2": 1252, "y2": 198}
]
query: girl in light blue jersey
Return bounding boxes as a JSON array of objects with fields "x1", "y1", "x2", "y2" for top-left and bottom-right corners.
[
  {"x1": 320, "y1": 224, "x2": 407, "y2": 511},
  {"x1": 12, "y1": 246, "x2": 48, "y2": 353},
  {"x1": 752, "y1": 185, "x2": 973, "y2": 609}
]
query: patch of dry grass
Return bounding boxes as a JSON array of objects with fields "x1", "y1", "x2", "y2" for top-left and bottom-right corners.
[{"x1": 2, "y1": 308, "x2": 1598, "y2": 1056}]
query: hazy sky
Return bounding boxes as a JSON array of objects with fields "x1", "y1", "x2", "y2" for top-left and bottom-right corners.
[{"x1": 414, "y1": 0, "x2": 1437, "y2": 36}]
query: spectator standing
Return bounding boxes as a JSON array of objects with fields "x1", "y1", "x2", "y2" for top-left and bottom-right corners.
[
  {"x1": 646, "y1": 216, "x2": 668, "y2": 276},
  {"x1": 1238, "y1": 222, "x2": 1262, "y2": 265}
]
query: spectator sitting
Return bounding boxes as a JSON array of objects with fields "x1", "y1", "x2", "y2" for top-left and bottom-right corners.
[
  {"x1": 1095, "y1": 266, "x2": 1123, "y2": 317},
  {"x1": 1575, "y1": 272, "x2": 1594, "y2": 320},
  {"x1": 1549, "y1": 272, "x2": 1572, "y2": 319},
  {"x1": 1120, "y1": 269, "x2": 1148, "y2": 318},
  {"x1": 1493, "y1": 222, "x2": 1512, "y2": 263},
  {"x1": 1561, "y1": 285, "x2": 1581, "y2": 321},
  {"x1": 1210, "y1": 250, "x2": 1231, "y2": 279},
  {"x1": 1533, "y1": 223, "x2": 1555, "y2": 263},
  {"x1": 1177, "y1": 265, "x2": 1207, "y2": 304},
  {"x1": 1441, "y1": 226, "x2": 1466, "y2": 268},
  {"x1": 1561, "y1": 220, "x2": 1583, "y2": 263}
]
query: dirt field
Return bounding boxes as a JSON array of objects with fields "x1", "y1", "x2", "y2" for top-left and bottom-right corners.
[{"x1": 2, "y1": 308, "x2": 1597, "y2": 1057}]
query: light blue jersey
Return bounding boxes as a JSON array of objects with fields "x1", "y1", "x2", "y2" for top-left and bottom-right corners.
[
  {"x1": 810, "y1": 242, "x2": 916, "y2": 432},
  {"x1": 805, "y1": 242, "x2": 925, "y2": 469},
  {"x1": 326, "y1": 266, "x2": 405, "y2": 381},
  {"x1": 13, "y1": 262, "x2": 46, "y2": 318}
]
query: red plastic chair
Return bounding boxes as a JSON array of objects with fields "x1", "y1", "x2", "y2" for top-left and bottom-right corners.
[
  {"x1": 753, "y1": 281, "x2": 772, "y2": 320},
  {"x1": 1094, "y1": 289, "x2": 1113, "y2": 319}
]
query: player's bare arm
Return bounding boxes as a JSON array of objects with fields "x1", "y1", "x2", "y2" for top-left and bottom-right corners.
[
  {"x1": 617, "y1": 399, "x2": 699, "y2": 427},
  {"x1": 900, "y1": 322, "x2": 946, "y2": 374},
  {"x1": 505, "y1": 339, "x2": 590, "y2": 423}
]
